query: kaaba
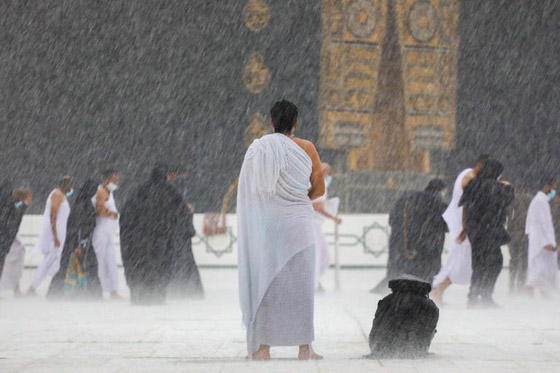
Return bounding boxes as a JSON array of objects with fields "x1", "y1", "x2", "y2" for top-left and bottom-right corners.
[{"x1": 0, "y1": 0, "x2": 558, "y2": 213}]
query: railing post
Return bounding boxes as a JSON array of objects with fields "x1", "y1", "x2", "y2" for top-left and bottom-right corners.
[{"x1": 334, "y1": 217, "x2": 340, "y2": 291}]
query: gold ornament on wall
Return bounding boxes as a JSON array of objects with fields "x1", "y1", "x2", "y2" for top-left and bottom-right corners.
[
  {"x1": 243, "y1": 51, "x2": 271, "y2": 94},
  {"x1": 244, "y1": 112, "x2": 269, "y2": 148},
  {"x1": 243, "y1": 0, "x2": 271, "y2": 33},
  {"x1": 345, "y1": 0, "x2": 378, "y2": 39},
  {"x1": 407, "y1": 0, "x2": 438, "y2": 43}
]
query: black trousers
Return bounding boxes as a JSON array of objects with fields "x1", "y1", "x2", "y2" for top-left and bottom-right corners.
[
  {"x1": 508, "y1": 233, "x2": 528, "y2": 292},
  {"x1": 468, "y1": 233, "x2": 503, "y2": 303},
  {"x1": 0, "y1": 247, "x2": 9, "y2": 279}
]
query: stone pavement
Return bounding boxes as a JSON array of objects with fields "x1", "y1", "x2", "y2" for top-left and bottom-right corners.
[{"x1": 1, "y1": 268, "x2": 559, "y2": 372}]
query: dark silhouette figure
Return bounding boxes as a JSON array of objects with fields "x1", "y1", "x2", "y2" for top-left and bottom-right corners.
[
  {"x1": 460, "y1": 159, "x2": 514, "y2": 307},
  {"x1": 120, "y1": 165, "x2": 183, "y2": 305},
  {"x1": 367, "y1": 275, "x2": 439, "y2": 359}
]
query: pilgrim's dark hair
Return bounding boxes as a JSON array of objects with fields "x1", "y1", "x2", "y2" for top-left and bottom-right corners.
[
  {"x1": 270, "y1": 100, "x2": 298, "y2": 134},
  {"x1": 477, "y1": 154, "x2": 491, "y2": 164},
  {"x1": 424, "y1": 178, "x2": 446, "y2": 194},
  {"x1": 541, "y1": 178, "x2": 557, "y2": 189},
  {"x1": 60, "y1": 175, "x2": 74, "y2": 189},
  {"x1": 168, "y1": 165, "x2": 187, "y2": 174},
  {"x1": 102, "y1": 169, "x2": 118, "y2": 180}
]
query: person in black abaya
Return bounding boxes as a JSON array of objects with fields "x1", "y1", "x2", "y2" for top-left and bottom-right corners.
[
  {"x1": 0, "y1": 180, "x2": 16, "y2": 279},
  {"x1": 47, "y1": 180, "x2": 102, "y2": 300},
  {"x1": 367, "y1": 275, "x2": 439, "y2": 359},
  {"x1": 166, "y1": 167, "x2": 204, "y2": 299},
  {"x1": 120, "y1": 165, "x2": 183, "y2": 305},
  {"x1": 371, "y1": 179, "x2": 448, "y2": 293},
  {"x1": 459, "y1": 159, "x2": 514, "y2": 308}
]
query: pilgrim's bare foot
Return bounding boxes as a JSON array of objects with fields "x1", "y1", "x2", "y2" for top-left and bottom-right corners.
[
  {"x1": 298, "y1": 345, "x2": 323, "y2": 360},
  {"x1": 110, "y1": 292, "x2": 124, "y2": 300},
  {"x1": 252, "y1": 345, "x2": 270, "y2": 360}
]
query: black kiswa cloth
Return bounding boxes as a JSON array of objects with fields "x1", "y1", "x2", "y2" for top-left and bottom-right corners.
[{"x1": 367, "y1": 275, "x2": 439, "y2": 359}]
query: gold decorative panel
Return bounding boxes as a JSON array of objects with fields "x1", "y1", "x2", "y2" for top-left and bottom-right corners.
[
  {"x1": 396, "y1": 0, "x2": 458, "y2": 153},
  {"x1": 320, "y1": 0, "x2": 458, "y2": 172},
  {"x1": 319, "y1": 0, "x2": 387, "y2": 150}
]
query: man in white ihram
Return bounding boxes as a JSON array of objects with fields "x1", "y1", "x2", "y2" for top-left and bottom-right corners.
[
  {"x1": 92, "y1": 170, "x2": 122, "y2": 299},
  {"x1": 237, "y1": 100, "x2": 325, "y2": 360},
  {"x1": 431, "y1": 154, "x2": 490, "y2": 305},
  {"x1": 525, "y1": 178, "x2": 559, "y2": 296}
]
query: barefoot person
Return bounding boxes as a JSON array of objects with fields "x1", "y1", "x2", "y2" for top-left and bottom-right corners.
[
  {"x1": 525, "y1": 178, "x2": 559, "y2": 296},
  {"x1": 430, "y1": 154, "x2": 490, "y2": 306},
  {"x1": 91, "y1": 170, "x2": 122, "y2": 299},
  {"x1": 28, "y1": 176, "x2": 74, "y2": 295},
  {"x1": 237, "y1": 100, "x2": 324, "y2": 360}
]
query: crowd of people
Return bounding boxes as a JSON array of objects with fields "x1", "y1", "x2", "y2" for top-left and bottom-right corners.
[
  {"x1": 0, "y1": 166, "x2": 204, "y2": 304},
  {"x1": 375, "y1": 154, "x2": 559, "y2": 308},
  {"x1": 0, "y1": 99, "x2": 558, "y2": 361}
]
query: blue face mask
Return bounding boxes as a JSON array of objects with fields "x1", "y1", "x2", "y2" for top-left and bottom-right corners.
[
  {"x1": 325, "y1": 175, "x2": 332, "y2": 188},
  {"x1": 65, "y1": 189, "x2": 74, "y2": 198},
  {"x1": 14, "y1": 201, "x2": 23, "y2": 208},
  {"x1": 548, "y1": 190, "x2": 556, "y2": 200}
]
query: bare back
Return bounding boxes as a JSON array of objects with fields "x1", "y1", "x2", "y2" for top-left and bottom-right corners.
[{"x1": 291, "y1": 137, "x2": 325, "y2": 201}]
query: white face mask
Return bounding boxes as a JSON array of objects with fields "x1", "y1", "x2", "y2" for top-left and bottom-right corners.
[{"x1": 107, "y1": 182, "x2": 118, "y2": 192}]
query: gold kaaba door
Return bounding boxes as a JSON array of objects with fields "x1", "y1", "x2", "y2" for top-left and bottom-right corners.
[{"x1": 320, "y1": 0, "x2": 458, "y2": 172}]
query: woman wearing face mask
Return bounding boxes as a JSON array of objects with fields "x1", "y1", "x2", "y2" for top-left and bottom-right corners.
[
  {"x1": 28, "y1": 176, "x2": 74, "y2": 296},
  {"x1": 91, "y1": 170, "x2": 122, "y2": 300}
]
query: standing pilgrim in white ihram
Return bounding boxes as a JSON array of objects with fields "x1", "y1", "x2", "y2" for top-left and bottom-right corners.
[
  {"x1": 237, "y1": 100, "x2": 324, "y2": 361},
  {"x1": 525, "y1": 180, "x2": 559, "y2": 296},
  {"x1": 312, "y1": 162, "x2": 341, "y2": 291},
  {"x1": 91, "y1": 170, "x2": 122, "y2": 300},
  {"x1": 28, "y1": 177, "x2": 73, "y2": 295},
  {"x1": 431, "y1": 155, "x2": 491, "y2": 306}
]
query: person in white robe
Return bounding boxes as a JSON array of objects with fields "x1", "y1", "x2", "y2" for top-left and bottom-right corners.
[
  {"x1": 525, "y1": 179, "x2": 559, "y2": 295},
  {"x1": 431, "y1": 155, "x2": 490, "y2": 305},
  {"x1": 91, "y1": 170, "x2": 122, "y2": 299},
  {"x1": 237, "y1": 100, "x2": 325, "y2": 360},
  {"x1": 0, "y1": 188, "x2": 32, "y2": 296},
  {"x1": 28, "y1": 177, "x2": 73, "y2": 295},
  {"x1": 312, "y1": 162, "x2": 341, "y2": 291},
  {"x1": 0, "y1": 239, "x2": 26, "y2": 295}
]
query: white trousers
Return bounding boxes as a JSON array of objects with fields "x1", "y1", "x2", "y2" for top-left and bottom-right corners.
[
  {"x1": 93, "y1": 232, "x2": 119, "y2": 292},
  {"x1": 31, "y1": 246, "x2": 61, "y2": 289},
  {"x1": 0, "y1": 239, "x2": 26, "y2": 291}
]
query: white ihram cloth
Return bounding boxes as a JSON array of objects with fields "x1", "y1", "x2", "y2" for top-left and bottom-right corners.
[
  {"x1": 92, "y1": 187, "x2": 120, "y2": 292},
  {"x1": 237, "y1": 133, "x2": 316, "y2": 357},
  {"x1": 31, "y1": 190, "x2": 70, "y2": 288},
  {"x1": 313, "y1": 194, "x2": 340, "y2": 287},
  {"x1": 0, "y1": 238, "x2": 26, "y2": 291},
  {"x1": 433, "y1": 168, "x2": 473, "y2": 287},
  {"x1": 525, "y1": 191, "x2": 559, "y2": 289}
]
